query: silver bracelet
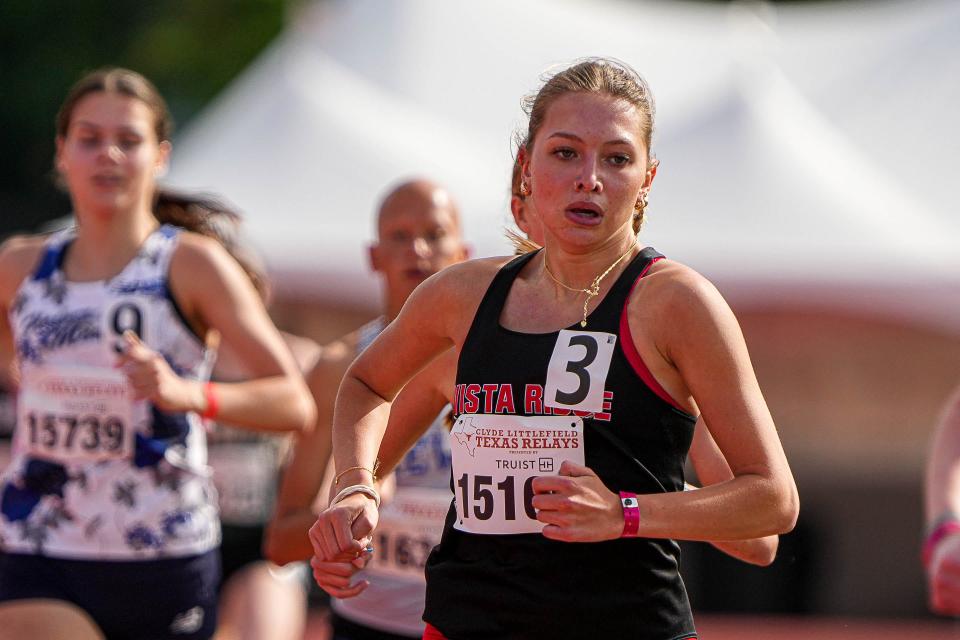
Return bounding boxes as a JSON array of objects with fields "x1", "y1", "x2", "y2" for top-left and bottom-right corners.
[{"x1": 331, "y1": 484, "x2": 381, "y2": 509}]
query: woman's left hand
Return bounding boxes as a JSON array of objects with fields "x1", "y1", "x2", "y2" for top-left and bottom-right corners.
[
  {"x1": 116, "y1": 331, "x2": 203, "y2": 412},
  {"x1": 531, "y1": 461, "x2": 624, "y2": 542},
  {"x1": 310, "y1": 548, "x2": 373, "y2": 599}
]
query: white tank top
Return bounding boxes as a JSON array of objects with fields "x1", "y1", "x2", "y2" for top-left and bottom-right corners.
[
  {"x1": 0, "y1": 225, "x2": 219, "y2": 560},
  {"x1": 332, "y1": 317, "x2": 453, "y2": 637}
]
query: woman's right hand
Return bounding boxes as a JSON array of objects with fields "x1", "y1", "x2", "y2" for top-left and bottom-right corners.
[{"x1": 308, "y1": 492, "x2": 379, "y2": 590}]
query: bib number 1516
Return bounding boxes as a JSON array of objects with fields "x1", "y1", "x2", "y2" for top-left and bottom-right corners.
[{"x1": 456, "y1": 473, "x2": 536, "y2": 522}]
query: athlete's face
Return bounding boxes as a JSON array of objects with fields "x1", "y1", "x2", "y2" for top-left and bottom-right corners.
[
  {"x1": 523, "y1": 92, "x2": 655, "y2": 250},
  {"x1": 56, "y1": 92, "x2": 169, "y2": 220},
  {"x1": 370, "y1": 192, "x2": 468, "y2": 305}
]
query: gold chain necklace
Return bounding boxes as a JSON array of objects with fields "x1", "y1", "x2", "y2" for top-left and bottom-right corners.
[{"x1": 542, "y1": 243, "x2": 637, "y2": 327}]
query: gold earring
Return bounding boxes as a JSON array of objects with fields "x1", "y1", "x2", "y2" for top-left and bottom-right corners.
[
  {"x1": 635, "y1": 191, "x2": 649, "y2": 211},
  {"x1": 519, "y1": 182, "x2": 530, "y2": 197}
]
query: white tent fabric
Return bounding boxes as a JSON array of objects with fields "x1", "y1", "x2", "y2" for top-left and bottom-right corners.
[{"x1": 166, "y1": 0, "x2": 960, "y2": 327}]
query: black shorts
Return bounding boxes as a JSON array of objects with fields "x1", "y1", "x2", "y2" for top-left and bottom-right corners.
[
  {"x1": 218, "y1": 524, "x2": 264, "y2": 589},
  {"x1": 0, "y1": 550, "x2": 220, "y2": 640},
  {"x1": 331, "y1": 612, "x2": 421, "y2": 640}
]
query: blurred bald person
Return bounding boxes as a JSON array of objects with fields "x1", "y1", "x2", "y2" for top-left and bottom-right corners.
[{"x1": 265, "y1": 179, "x2": 469, "y2": 640}]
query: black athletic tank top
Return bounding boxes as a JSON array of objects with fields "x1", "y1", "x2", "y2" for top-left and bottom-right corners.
[{"x1": 423, "y1": 247, "x2": 698, "y2": 640}]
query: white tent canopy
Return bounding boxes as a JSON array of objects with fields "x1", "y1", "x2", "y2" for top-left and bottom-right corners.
[{"x1": 167, "y1": 0, "x2": 960, "y2": 328}]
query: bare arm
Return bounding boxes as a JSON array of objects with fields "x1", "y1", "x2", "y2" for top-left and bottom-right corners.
[
  {"x1": 309, "y1": 261, "x2": 498, "y2": 563},
  {"x1": 168, "y1": 233, "x2": 316, "y2": 432},
  {"x1": 927, "y1": 386, "x2": 960, "y2": 526},
  {"x1": 0, "y1": 290, "x2": 15, "y2": 388},
  {"x1": 0, "y1": 235, "x2": 47, "y2": 383},
  {"x1": 534, "y1": 265, "x2": 797, "y2": 544},
  {"x1": 329, "y1": 263, "x2": 491, "y2": 490},
  {"x1": 688, "y1": 419, "x2": 779, "y2": 566},
  {"x1": 925, "y1": 385, "x2": 960, "y2": 614},
  {"x1": 265, "y1": 344, "x2": 349, "y2": 565},
  {"x1": 636, "y1": 265, "x2": 798, "y2": 542},
  {"x1": 375, "y1": 348, "x2": 456, "y2": 477},
  {"x1": 267, "y1": 337, "x2": 455, "y2": 565}
]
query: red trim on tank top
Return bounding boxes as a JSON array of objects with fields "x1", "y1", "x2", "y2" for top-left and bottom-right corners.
[
  {"x1": 422, "y1": 623, "x2": 448, "y2": 640},
  {"x1": 619, "y1": 257, "x2": 689, "y2": 414}
]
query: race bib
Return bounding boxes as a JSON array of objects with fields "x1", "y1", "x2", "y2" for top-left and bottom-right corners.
[
  {"x1": 15, "y1": 365, "x2": 135, "y2": 463},
  {"x1": 544, "y1": 330, "x2": 616, "y2": 413},
  {"x1": 209, "y1": 443, "x2": 278, "y2": 525},
  {"x1": 367, "y1": 487, "x2": 451, "y2": 580},
  {"x1": 450, "y1": 414, "x2": 585, "y2": 535}
]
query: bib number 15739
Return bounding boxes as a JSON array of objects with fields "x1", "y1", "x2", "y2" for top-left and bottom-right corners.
[{"x1": 16, "y1": 365, "x2": 135, "y2": 463}]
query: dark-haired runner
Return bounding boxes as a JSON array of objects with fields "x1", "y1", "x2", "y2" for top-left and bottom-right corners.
[{"x1": 0, "y1": 68, "x2": 315, "y2": 640}]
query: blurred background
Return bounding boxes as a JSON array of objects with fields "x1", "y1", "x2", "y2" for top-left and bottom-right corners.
[{"x1": 3, "y1": 0, "x2": 959, "y2": 636}]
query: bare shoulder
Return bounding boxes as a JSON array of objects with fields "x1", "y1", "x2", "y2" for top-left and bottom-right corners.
[
  {"x1": 406, "y1": 256, "x2": 516, "y2": 343},
  {"x1": 167, "y1": 231, "x2": 257, "y2": 333},
  {"x1": 634, "y1": 258, "x2": 729, "y2": 318},
  {"x1": 169, "y1": 231, "x2": 232, "y2": 277},
  {"x1": 631, "y1": 259, "x2": 744, "y2": 367},
  {"x1": 409, "y1": 255, "x2": 515, "y2": 317},
  {"x1": 423, "y1": 255, "x2": 515, "y2": 302},
  {"x1": 0, "y1": 234, "x2": 51, "y2": 304}
]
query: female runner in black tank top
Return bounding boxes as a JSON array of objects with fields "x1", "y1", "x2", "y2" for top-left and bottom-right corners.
[{"x1": 309, "y1": 58, "x2": 798, "y2": 640}]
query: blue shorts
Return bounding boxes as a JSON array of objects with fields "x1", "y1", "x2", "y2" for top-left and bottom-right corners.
[{"x1": 0, "y1": 550, "x2": 220, "y2": 640}]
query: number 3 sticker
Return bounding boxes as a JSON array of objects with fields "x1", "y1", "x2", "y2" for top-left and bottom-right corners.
[{"x1": 544, "y1": 329, "x2": 616, "y2": 413}]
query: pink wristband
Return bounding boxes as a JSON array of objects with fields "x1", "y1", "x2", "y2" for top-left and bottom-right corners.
[
  {"x1": 923, "y1": 519, "x2": 960, "y2": 568},
  {"x1": 620, "y1": 491, "x2": 640, "y2": 538}
]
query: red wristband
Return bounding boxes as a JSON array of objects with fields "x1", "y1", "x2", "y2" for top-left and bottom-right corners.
[
  {"x1": 923, "y1": 519, "x2": 960, "y2": 568},
  {"x1": 620, "y1": 491, "x2": 640, "y2": 538},
  {"x1": 200, "y1": 382, "x2": 219, "y2": 420}
]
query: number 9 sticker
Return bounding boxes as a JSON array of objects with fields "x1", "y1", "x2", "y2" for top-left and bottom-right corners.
[{"x1": 544, "y1": 329, "x2": 616, "y2": 413}]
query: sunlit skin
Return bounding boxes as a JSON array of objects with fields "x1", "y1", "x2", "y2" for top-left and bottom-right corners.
[
  {"x1": 0, "y1": 78, "x2": 316, "y2": 640},
  {"x1": 57, "y1": 92, "x2": 169, "y2": 227},
  {"x1": 308, "y1": 86, "x2": 797, "y2": 596},
  {"x1": 265, "y1": 181, "x2": 469, "y2": 597},
  {"x1": 925, "y1": 386, "x2": 960, "y2": 615},
  {"x1": 510, "y1": 148, "x2": 544, "y2": 242},
  {"x1": 1, "y1": 89, "x2": 313, "y2": 434},
  {"x1": 57, "y1": 93, "x2": 189, "y2": 408},
  {"x1": 512, "y1": 157, "x2": 777, "y2": 566},
  {"x1": 522, "y1": 92, "x2": 656, "y2": 267},
  {"x1": 370, "y1": 182, "x2": 470, "y2": 319}
]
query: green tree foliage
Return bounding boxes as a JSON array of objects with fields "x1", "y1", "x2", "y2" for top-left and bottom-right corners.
[{"x1": 0, "y1": 0, "x2": 286, "y2": 238}]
